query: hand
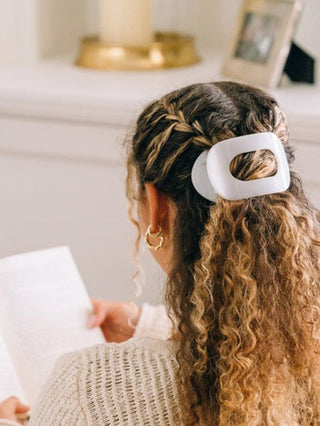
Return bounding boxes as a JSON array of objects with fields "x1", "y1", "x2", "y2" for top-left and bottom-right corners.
[
  {"x1": 89, "y1": 300, "x2": 142, "y2": 343},
  {"x1": 0, "y1": 396, "x2": 30, "y2": 424}
]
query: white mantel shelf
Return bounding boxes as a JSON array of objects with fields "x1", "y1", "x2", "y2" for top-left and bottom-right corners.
[{"x1": 0, "y1": 51, "x2": 319, "y2": 143}]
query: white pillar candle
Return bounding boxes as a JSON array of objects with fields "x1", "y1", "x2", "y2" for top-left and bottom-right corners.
[{"x1": 99, "y1": 0, "x2": 153, "y2": 45}]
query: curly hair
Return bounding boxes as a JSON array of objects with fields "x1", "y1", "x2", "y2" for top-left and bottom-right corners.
[{"x1": 125, "y1": 81, "x2": 320, "y2": 425}]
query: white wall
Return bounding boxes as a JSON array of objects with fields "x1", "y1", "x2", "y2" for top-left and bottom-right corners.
[
  {"x1": 1, "y1": 0, "x2": 319, "y2": 65},
  {"x1": 294, "y1": 0, "x2": 320, "y2": 57},
  {"x1": 0, "y1": 0, "x2": 87, "y2": 65},
  {"x1": 0, "y1": 0, "x2": 37, "y2": 64},
  {"x1": 36, "y1": 0, "x2": 87, "y2": 58}
]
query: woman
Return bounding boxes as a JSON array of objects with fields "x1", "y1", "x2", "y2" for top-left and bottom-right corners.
[{"x1": 1, "y1": 81, "x2": 320, "y2": 425}]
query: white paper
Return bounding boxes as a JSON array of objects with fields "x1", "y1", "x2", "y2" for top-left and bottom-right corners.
[
  {"x1": 0, "y1": 246, "x2": 105, "y2": 406},
  {"x1": 0, "y1": 331, "x2": 27, "y2": 404}
]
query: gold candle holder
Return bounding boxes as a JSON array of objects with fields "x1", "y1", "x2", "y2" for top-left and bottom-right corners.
[{"x1": 75, "y1": 32, "x2": 200, "y2": 71}]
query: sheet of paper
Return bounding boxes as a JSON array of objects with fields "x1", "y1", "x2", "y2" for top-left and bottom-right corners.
[
  {"x1": 0, "y1": 331, "x2": 27, "y2": 404},
  {"x1": 0, "y1": 246, "x2": 105, "y2": 406}
]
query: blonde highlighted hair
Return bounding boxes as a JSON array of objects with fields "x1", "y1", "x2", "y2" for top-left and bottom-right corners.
[{"x1": 125, "y1": 81, "x2": 320, "y2": 425}]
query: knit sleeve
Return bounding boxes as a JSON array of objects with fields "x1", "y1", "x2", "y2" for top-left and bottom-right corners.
[
  {"x1": 132, "y1": 303, "x2": 173, "y2": 340},
  {"x1": 28, "y1": 351, "x2": 86, "y2": 426}
]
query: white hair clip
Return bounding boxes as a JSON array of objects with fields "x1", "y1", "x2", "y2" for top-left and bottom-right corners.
[{"x1": 191, "y1": 132, "x2": 290, "y2": 201}]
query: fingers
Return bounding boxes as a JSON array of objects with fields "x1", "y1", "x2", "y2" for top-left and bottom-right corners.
[
  {"x1": 15, "y1": 401, "x2": 30, "y2": 414},
  {"x1": 0, "y1": 396, "x2": 30, "y2": 420},
  {"x1": 89, "y1": 299, "x2": 110, "y2": 328},
  {"x1": 9, "y1": 396, "x2": 30, "y2": 412}
]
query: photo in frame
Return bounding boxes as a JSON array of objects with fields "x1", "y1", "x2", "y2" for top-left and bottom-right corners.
[{"x1": 222, "y1": 0, "x2": 304, "y2": 88}]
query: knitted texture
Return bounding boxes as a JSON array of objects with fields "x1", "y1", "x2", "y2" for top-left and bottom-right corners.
[
  {"x1": 28, "y1": 338, "x2": 183, "y2": 425},
  {"x1": 132, "y1": 303, "x2": 173, "y2": 340},
  {"x1": 0, "y1": 304, "x2": 185, "y2": 426}
]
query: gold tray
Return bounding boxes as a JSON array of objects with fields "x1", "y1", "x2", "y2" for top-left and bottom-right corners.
[{"x1": 75, "y1": 32, "x2": 200, "y2": 71}]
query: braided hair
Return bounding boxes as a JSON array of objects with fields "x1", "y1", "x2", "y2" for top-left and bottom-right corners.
[{"x1": 125, "y1": 81, "x2": 320, "y2": 425}]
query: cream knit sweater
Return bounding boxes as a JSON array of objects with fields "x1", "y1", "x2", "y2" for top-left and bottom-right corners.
[{"x1": 0, "y1": 304, "x2": 187, "y2": 426}]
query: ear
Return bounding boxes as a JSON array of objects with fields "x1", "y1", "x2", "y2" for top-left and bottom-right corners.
[{"x1": 144, "y1": 183, "x2": 172, "y2": 234}]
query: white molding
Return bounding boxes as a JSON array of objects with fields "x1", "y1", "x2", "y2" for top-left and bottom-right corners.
[
  {"x1": 0, "y1": 53, "x2": 319, "y2": 142},
  {"x1": 0, "y1": 116, "x2": 126, "y2": 164}
]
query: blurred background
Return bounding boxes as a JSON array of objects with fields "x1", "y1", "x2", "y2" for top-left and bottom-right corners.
[{"x1": 0, "y1": 0, "x2": 319, "y2": 304}]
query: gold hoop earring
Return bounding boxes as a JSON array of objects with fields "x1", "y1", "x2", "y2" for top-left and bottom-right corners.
[{"x1": 144, "y1": 224, "x2": 165, "y2": 250}]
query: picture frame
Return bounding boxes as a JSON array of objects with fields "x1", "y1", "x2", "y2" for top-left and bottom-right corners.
[{"x1": 222, "y1": 0, "x2": 304, "y2": 89}]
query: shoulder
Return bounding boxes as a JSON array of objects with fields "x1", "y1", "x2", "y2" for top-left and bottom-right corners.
[
  {"x1": 64, "y1": 336, "x2": 180, "y2": 375},
  {"x1": 55, "y1": 336, "x2": 181, "y2": 396},
  {"x1": 31, "y1": 338, "x2": 184, "y2": 425},
  {"x1": 63, "y1": 335, "x2": 178, "y2": 359},
  {"x1": 61, "y1": 337, "x2": 184, "y2": 424},
  {"x1": 37, "y1": 337, "x2": 179, "y2": 396}
]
